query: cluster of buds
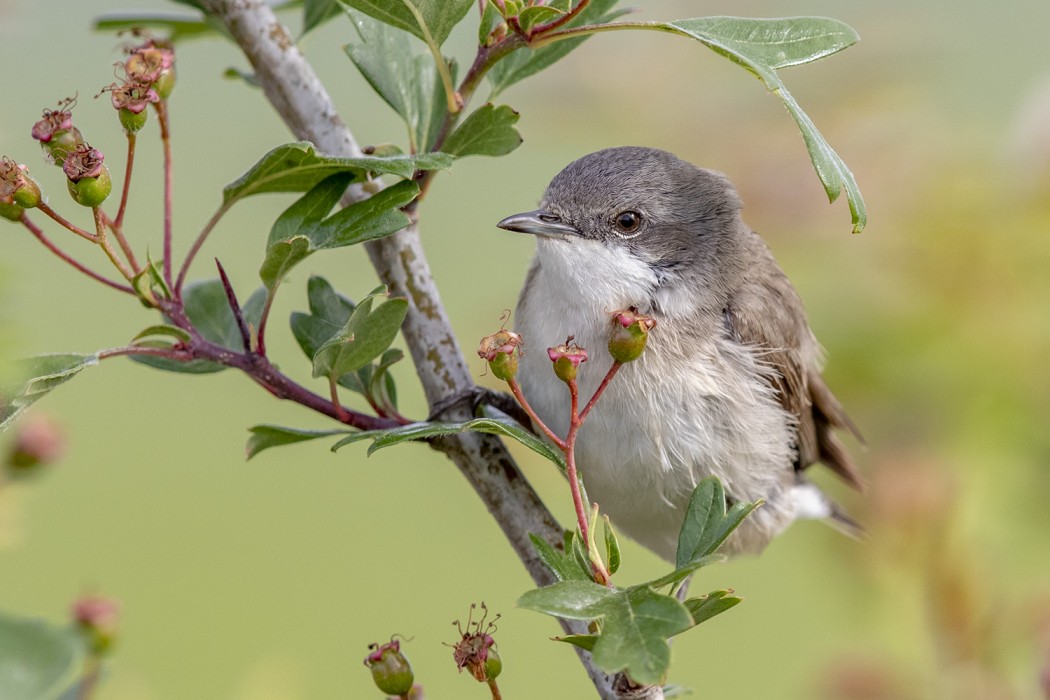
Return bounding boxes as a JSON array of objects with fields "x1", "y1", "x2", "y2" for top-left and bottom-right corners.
[
  {"x1": 98, "y1": 34, "x2": 174, "y2": 134},
  {"x1": 449, "y1": 602, "x2": 502, "y2": 684},
  {"x1": 27, "y1": 99, "x2": 112, "y2": 209},
  {"x1": 477, "y1": 329, "x2": 523, "y2": 382},
  {"x1": 71, "y1": 594, "x2": 120, "y2": 655},
  {"x1": 363, "y1": 637, "x2": 418, "y2": 697}
]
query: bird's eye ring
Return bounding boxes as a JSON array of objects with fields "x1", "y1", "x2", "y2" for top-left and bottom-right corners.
[{"x1": 613, "y1": 210, "x2": 643, "y2": 238}]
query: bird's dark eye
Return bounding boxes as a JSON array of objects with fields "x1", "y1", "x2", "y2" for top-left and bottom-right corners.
[{"x1": 614, "y1": 210, "x2": 642, "y2": 235}]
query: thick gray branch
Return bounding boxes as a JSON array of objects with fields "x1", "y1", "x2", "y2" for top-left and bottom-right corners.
[{"x1": 201, "y1": 1, "x2": 617, "y2": 696}]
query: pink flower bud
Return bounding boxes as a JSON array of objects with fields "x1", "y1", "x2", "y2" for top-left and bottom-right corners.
[
  {"x1": 608, "y1": 307, "x2": 656, "y2": 363},
  {"x1": 478, "y1": 330, "x2": 523, "y2": 382},
  {"x1": 5, "y1": 414, "x2": 65, "y2": 474},
  {"x1": 71, "y1": 594, "x2": 120, "y2": 655},
  {"x1": 547, "y1": 338, "x2": 587, "y2": 383}
]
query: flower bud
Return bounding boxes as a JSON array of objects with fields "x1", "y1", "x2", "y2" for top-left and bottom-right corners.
[
  {"x1": 0, "y1": 158, "x2": 41, "y2": 209},
  {"x1": 364, "y1": 639, "x2": 415, "y2": 696},
  {"x1": 71, "y1": 595, "x2": 120, "y2": 655},
  {"x1": 547, "y1": 339, "x2": 587, "y2": 383},
  {"x1": 608, "y1": 307, "x2": 656, "y2": 363},
  {"x1": 477, "y1": 330, "x2": 523, "y2": 382}
]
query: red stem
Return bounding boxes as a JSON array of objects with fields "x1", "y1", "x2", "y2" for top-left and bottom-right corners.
[
  {"x1": 35, "y1": 201, "x2": 98, "y2": 242},
  {"x1": 21, "y1": 215, "x2": 134, "y2": 294},
  {"x1": 175, "y1": 204, "x2": 225, "y2": 298},
  {"x1": 529, "y1": 0, "x2": 591, "y2": 37},
  {"x1": 507, "y1": 378, "x2": 566, "y2": 450},
  {"x1": 114, "y1": 132, "x2": 135, "y2": 229},
  {"x1": 156, "y1": 100, "x2": 174, "y2": 288},
  {"x1": 579, "y1": 360, "x2": 621, "y2": 422}
]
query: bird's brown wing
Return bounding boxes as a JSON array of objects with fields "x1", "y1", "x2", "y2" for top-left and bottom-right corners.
[{"x1": 725, "y1": 232, "x2": 863, "y2": 490}]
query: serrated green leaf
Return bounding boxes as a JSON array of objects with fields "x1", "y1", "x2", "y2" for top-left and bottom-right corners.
[
  {"x1": 487, "y1": 0, "x2": 629, "y2": 96},
  {"x1": 528, "y1": 533, "x2": 591, "y2": 582},
  {"x1": 675, "y1": 477, "x2": 762, "y2": 568},
  {"x1": 131, "y1": 281, "x2": 266, "y2": 374},
  {"x1": 659, "y1": 17, "x2": 866, "y2": 232},
  {"x1": 1, "y1": 354, "x2": 98, "y2": 431},
  {"x1": 312, "y1": 290, "x2": 408, "y2": 381},
  {"x1": 344, "y1": 10, "x2": 450, "y2": 153},
  {"x1": 246, "y1": 424, "x2": 352, "y2": 459},
  {"x1": 683, "y1": 589, "x2": 743, "y2": 626},
  {"x1": 0, "y1": 611, "x2": 84, "y2": 700},
  {"x1": 518, "y1": 582, "x2": 693, "y2": 685},
  {"x1": 441, "y1": 104, "x2": 522, "y2": 158},
  {"x1": 339, "y1": 0, "x2": 473, "y2": 47},
  {"x1": 222, "y1": 141, "x2": 450, "y2": 207},
  {"x1": 261, "y1": 179, "x2": 416, "y2": 291}
]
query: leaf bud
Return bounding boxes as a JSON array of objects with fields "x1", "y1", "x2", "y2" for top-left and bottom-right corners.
[
  {"x1": 477, "y1": 329, "x2": 523, "y2": 382},
  {"x1": 364, "y1": 638, "x2": 415, "y2": 696},
  {"x1": 547, "y1": 338, "x2": 587, "y2": 383},
  {"x1": 608, "y1": 307, "x2": 656, "y2": 363}
]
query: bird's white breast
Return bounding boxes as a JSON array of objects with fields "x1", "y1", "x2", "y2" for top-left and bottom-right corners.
[{"x1": 515, "y1": 238, "x2": 799, "y2": 559}]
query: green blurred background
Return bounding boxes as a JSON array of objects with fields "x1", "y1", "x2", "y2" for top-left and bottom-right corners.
[{"x1": 3, "y1": 1, "x2": 1050, "y2": 698}]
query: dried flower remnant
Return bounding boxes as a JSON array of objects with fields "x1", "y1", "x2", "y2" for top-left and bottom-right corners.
[{"x1": 449, "y1": 602, "x2": 503, "y2": 683}]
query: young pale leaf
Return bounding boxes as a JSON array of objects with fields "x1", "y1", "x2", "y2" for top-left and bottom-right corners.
[
  {"x1": 312, "y1": 291, "x2": 409, "y2": 382},
  {"x1": 603, "y1": 516, "x2": 621, "y2": 575},
  {"x1": 131, "y1": 325, "x2": 192, "y2": 345},
  {"x1": 528, "y1": 533, "x2": 592, "y2": 582},
  {"x1": 517, "y1": 5, "x2": 564, "y2": 35},
  {"x1": 441, "y1": 104, "x2": 522, "y2": 158},
  {"x1": 132, "y1": 282, "x2": 266, "y2": 374},
  {"x1": 658, "y1": 17, "x2": 866, "y2": 232},
  {"x1": 516, "y1": 579, "x2": 617, "y2": 620},
  {"x1": 683, "y1": 589, "x2": 743, "y2": 626},
  {"x1": 222, "y1": 141, "x2": 450, "y2": 207},
  {"x1": 344, "y1": 10, "x2": 448, "y2": 153},
  {"x1": 487, "y1": 0, "x2": 631, "y2": 96},
  {"x1": 555, "y1": 633, "x2": 599, "y2": 651},
  {"x1": 1, "y1": 354, "x2": 98, "y2": 431},
  {"x1": 246, "y1": 424, "x2": 352, "y2": 459},
  {"x1": 368, "y1": 348, "x2": 403, "y2": 410},
  {"x1": 93, "y1": 11, "x2": 223, "y2": 41},
  {"x1": 340, "y1": 0, "x2": 473, "y2": 47},
  {"x1": 675, "y1": 476, "x2": 762, "y2": 568},
  {"x1": 0, "y1": 611, "x2": 83, "y2": 700}
]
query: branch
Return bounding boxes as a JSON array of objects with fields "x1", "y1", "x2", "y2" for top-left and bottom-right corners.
[{"x1": 199, "y1": 2, "x2": 615, "y2": 695}]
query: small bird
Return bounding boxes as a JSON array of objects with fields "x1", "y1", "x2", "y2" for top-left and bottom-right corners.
[{"x1": 498, "y1": 146, "x2": 861, "y2": 560}]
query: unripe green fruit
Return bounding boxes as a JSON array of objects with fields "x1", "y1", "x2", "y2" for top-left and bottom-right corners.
[
  {"x1": 552, "y1": 354, "x2": 578, "y2": 383},
  {"x1": 489, "y1": 350, "x2": 518, "y2": 382},
  {"x1": 12, "y1": 178, "x2": 41, "y2": 209},
  {"x1": 41, "y1": 127, "x2": 83, "y2": 167},
  {"x1": 119, "y1": 107, "x2": 148, "y2": 133},
  {"x1": 153, "y1": 68, "x2": 176, "y2": 100},
  {"x1": 67, "y1": 167, "x2": 112, "y2": 208},
  {"x1": 484, "y1": 647, "x2": 502, "y2": 680},
  {"x1": 367, "y1": 646, "x2": 414, "y2": 696},
  {"x1": 0, "y1": 200, "x2": 24, "y2": 221}
]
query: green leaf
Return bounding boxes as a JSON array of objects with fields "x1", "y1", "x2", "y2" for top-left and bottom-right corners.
[
  {"x1": 518, "y1": 582, "x2": 694, "y2": 685},
  {"x1": 339, "y1": 0, "x2": 473, "y2": 47},
  {"x1": 312, "y1": 288, "x2": 408, "y2": 381},
  {"x1": 683, "y1": 589, "x2": 743, "y2": 626},
  {"x1": 603, "y1": 516, "x2": 621, "y2": 575},
  {"x1": 487, "y1": 0, "x2": 630, "y2": 96},
  {"x1": 517, "y1": 5, "x2": 565, "y2": 35},
  {"x1": 645, "y1": 554, "x2": 726, "y2": 591},
  {"x1": 367, "y1": 348, "x2": 403, "y2": 410},
  {"x1": 441, "y1": 104, "x2": 522, "y2": 158},
  {"x1": 659, "y1": 17, "x2": 866, "y2": 232},
  {"x1": 675, "y1": 476, "x2": 762, "y2": 568},
  {"x1": 554, "y1": 633, "x2": 598, "y2": 651},
  {"x1": 222, "y1": 141, "x2": 451, "y2": 207},
  {"x1": 131, "y1": 325, "x2": 192, "y2": 345},
  {"x1": 0, "y1": 611, "x2": 84, "y2": 700},
  {"x1": 528, "y1": 533, "x2": 591, "y2": 582},
  {"x1": 246, "y1": 424, "x2": 352, "y2": 459},
  {"x1": 1, "y1": 354, "x2": 98, "y2": 431},
  {"x1": 131, "y1": 281, "x2": 266, "y2": 374},
  {"x1": 356, "y1": 407, "x2": 567, "y2": 469},
  {"x1": 303, "y1": 0, "x2": 342, "y2": 35},
  {"x1": 344, "y1": 10, "x2": 449, "y2": 153},
  {"x1": 93, "y1": 11, "x2": 224, "y2": 41}
]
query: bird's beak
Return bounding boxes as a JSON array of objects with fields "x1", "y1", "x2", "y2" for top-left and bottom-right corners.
[{"x1": 496, "y1": 209, "x2": 580, "y2": 238}]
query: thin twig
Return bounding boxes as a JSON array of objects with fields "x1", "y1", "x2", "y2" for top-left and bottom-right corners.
[
  {"x1": 35, "y1": 200, "x2": 98, "y2": 242},
  {"x1": 156, "y1": 99, "x2": 174, "y2": 288},
  {"x1": 22, "y1": 215, "x2": 134, "y2": 294}
]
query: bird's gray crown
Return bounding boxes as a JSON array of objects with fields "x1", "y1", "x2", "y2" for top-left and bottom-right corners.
[{"x1": 539, "y1": 146, "x2": 746, "y2": 274}]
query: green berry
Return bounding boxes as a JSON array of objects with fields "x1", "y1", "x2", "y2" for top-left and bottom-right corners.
[{"x1": 67, "y1": 166, "x2": 112, "y2": 208}]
